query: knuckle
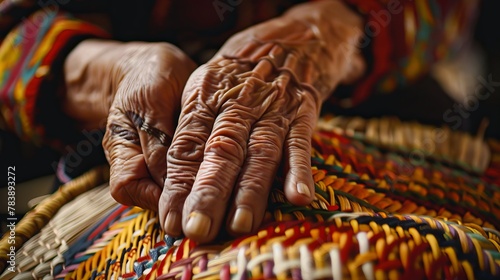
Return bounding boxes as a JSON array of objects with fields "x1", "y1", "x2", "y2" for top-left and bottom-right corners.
[
  {"x1": 190, "y1": 183, "x2": 232, "y2": 208},
  {"x1": 271, "y1": 115, "x2": 291, "y2": 130},
  {"x1": 175, "y1": 110, "x2": 212, "y2": 132},
  {"x1": 291, "y1": 153, "x2": 311, "y2": 168},
  {"x1": 287, "y1": 135, "x2": 311, "y2": 151},
  {"x1": 247, "y1": 138, "x2": 282, "y2": 165},
  {"x1": 166, "y1": 159, "x2": 198, "y2": 192},
  {"x1": 162, "y1": 182, "x2": 191, "y2": 206},
  {"x1": 167, "y1": 138, "x2": 204, "y2": 165},
  {"x1": 205, "y1": 135, "x2": 245, "y2": 162},
  {"x1": 255, "y1": 114, "x2": 290, "y2": 134},
  {"x1": 161, "y1": 183, "x2": 190, "y2": 213},
  {"x1": 217, "y1": 109, "x2": 255, "y2": 127},
  {"x1": 165, "y1": 183, "x2": 197, "y2": 210},
  {"x1": 293, "y1": 113, "x2": 316, "y2": 130},
  {"x1": 295, "y1": 89, "x2": 315, "y2": 104},
  {"x1": 212, "y1": 121, "x2": 251, "y2": 145},
  {"x1": 184, "y1": 70, "x2": 223, "y2": 107}
]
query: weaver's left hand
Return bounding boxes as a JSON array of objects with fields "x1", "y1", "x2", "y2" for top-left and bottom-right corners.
[{"x1": 159, "y1": 0, "x2": 364, "y2": 242}]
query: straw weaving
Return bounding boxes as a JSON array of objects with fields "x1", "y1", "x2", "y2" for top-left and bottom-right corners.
[{"x1": 1, "y1": 116, "x2": 499, "y2": 279}]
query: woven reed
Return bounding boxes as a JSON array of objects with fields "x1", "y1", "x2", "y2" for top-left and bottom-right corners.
[
  {"x1": 0, "y1": 185, "x2": 119, "y2": 280},
  {"x1": 317, "y1": 116, "x2": 491, "y2": 173},
  {"x1": 1, "y1": 117, "x2": 499, "y2": 279},
  {"x1": 0, "y1": 166, "x2": 109, "y2": 273}
]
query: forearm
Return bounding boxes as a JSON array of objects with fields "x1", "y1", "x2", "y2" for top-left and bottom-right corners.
[{"x1": 282, "y1": 0, "x2": 365, "y2": 97}]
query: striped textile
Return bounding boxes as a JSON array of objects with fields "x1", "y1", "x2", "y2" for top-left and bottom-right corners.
[{"x1": 1, "y1": 116, "x2": 498, "y2": 279}]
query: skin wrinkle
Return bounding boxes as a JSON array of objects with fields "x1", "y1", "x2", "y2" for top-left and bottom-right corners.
[
  {"x1": 220, "y1": 85, "x2": 276, "y2": 113},
  {"x1": 225, "y1": 15, "x2": 360, "y2": 97},
  {"x1": 246, "y1": 119, "x2": 289, "y2": 164},
  {"x1": 239, "y1": 69, "x2": 271, "y2": 84},
  {"x1": 174, "y1": 127, "x2": 211, "y2": 159},
  {"x1": 221, "y1": 54, "x2": 323, "y2": 105},
  {"x1": 124, "y1": 111, "x2": 173, "y2": 146},
  {"x1": 167, "y1": 142, "x2": 205, "y2": 165},
  {"x1": 108, "y1": 123, "x2": 140, "y2": 145},
  {"x1": 109, "y1": 108, "x2": 174, "y2": 148}
]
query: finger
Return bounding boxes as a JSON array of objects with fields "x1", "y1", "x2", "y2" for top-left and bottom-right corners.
[
  {"x1": 283, "y1": 96, "x2": 317, "y2": 206},
  {"x1": 125, "y1": 110, "x2": 173, "y2": 186},
  {"x1": 226, "y1": 94, "x2": 293, "y2": 235},
  {"x1": 180, "y1": 106, "x2": 256, "y2": 242},
  {"x1": 104, "y1": 112, "x2": 162, "y2": 211},
  {"x1": 160, "y1": 65, "x2": 253, "y2": 237},
  {"x1": 159, "y1": 64, "x2": 222, "y2": 235},
  {"x1": 181, "y1": 86, "x2": 277, "y2": 242},
  {"x1": 159, "y1": 108, "x2": 212, "y2": 237},
  {"x1": 276, "y1": 49, "x2": 317, "y2": 205},
  {"x1": 112, "y1": 70, "x2": 182, "y2": 188}
]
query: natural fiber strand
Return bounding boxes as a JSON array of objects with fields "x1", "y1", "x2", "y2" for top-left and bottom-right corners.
[
  {"x1": 0, "y1": 166, "x2": 110, "y2": 273},
  {"x1": 0, "y1": 185, "x2": 119, "y2": 280},
  {"x1": 2, "y1": 116, "x2": 499, "y2": 279}
]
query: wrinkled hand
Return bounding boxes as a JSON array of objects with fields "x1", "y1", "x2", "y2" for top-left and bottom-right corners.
[
  {"x1": 159, "y1": 1, "x2": 364, "y2": 242},
  {"x1": 64, "y1": 40, "x2": 196, "y2": 210}
]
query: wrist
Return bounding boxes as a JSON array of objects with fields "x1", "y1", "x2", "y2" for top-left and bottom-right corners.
[
  {"x1": 64, "y1": 40, "x2": 128, "y2": 128},
  {"x1": 282, "y1": 1, "x2": 366, "y2": 95},
  {"x1": 64, "y1": 40, "x2": 196, "y2": 131}
]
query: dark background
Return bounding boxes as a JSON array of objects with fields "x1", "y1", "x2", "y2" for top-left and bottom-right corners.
[{"x1": 327, "y1": 0, "x2": 500, "y2": 141}]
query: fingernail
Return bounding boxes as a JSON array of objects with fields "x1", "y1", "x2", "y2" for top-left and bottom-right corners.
[
  {"x1": 185, "y1": 212, "x2": 211, "y2": 238},
  {"x1": 297, "y1": 182, "x2": 311, "y2": 197},
  {"x1": 230, "y1": 208, "x2": 253, "y2": 234},
  {"x1": 164, "y1": 211, "x2": 182, "y2": 236}
]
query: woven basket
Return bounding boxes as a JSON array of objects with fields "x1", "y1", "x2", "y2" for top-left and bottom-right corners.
[{"x1": 1, "y1": 116, "x2": 499, "y2": 280}]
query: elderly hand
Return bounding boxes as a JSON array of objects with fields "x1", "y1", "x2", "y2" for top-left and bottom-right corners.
[
  {"x1": 159, "y1": 1, "x2": 364, "y2": 242},
  {"x1": 64, "y1": 40, "x2": 196, "y2": 210}
]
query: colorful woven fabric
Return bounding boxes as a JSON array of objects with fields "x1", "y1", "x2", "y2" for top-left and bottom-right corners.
[
  {"x1": 339, "y1": 0, "x2": 478, "y2": 106},
  {"x1": 0, "y1": 9, "x2": 108, "y2": 144},
  {"x1": 10, "y1": 206, "x2": 496, "y2": 279},
  {"x1": 1, "y1": 117, "x2": 499, "y2": 279}
]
